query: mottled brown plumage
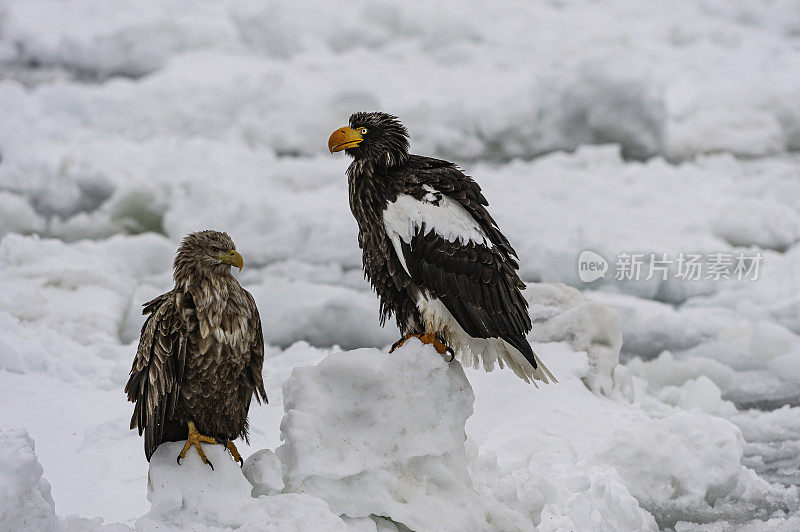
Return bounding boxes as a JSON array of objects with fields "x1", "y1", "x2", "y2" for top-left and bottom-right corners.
[
  {"x1": 125, "y1": 230, "x2": 267, "y2": 462},
  {"x1": 329, "y1": 112, "x2": 554, "y2": 384}
]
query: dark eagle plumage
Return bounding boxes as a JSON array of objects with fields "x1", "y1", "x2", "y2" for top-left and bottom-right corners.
[
  {"x1": 125, "y1": 230, "x2": 267, "y2": 461},
  {"x1": 329, "y1": 112, "x2": 554, "y2": 384}
]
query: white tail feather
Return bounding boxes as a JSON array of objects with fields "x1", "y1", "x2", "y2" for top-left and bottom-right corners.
[{"x1": 416, "y1": 292, "x2": 555, "y2": 385}]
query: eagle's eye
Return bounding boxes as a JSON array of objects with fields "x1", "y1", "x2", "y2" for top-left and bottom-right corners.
[{"x1": 360, "y1": 128, "x2": 368, "y2": 135}]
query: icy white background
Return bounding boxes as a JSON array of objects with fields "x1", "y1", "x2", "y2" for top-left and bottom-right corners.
[{"x1": 1, "y1": 0, "x2": 800, "y2": 530}]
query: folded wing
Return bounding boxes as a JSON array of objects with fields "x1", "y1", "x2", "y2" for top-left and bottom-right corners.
[{"x1": 125, "y1": 292, "x2": 188, "y2": 460}]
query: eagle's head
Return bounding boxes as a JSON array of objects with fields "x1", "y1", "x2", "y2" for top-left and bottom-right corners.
[
  {"x1": 328, "y1": 112, "x2": 409, "y2": 167},
  {"x1": 173, "y1": 230, "x2": 243, "y2": 283}
]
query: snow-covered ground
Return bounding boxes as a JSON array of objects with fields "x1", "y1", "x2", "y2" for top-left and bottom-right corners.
[{"x1": 1, "y1": 1, "x2": 800, "y2": 530}]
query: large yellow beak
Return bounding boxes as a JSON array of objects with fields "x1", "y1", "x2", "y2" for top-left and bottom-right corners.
[
  {"x1": 219, "y1": 249, "x2": 244, "y2": 272},
  {"x1": 328, "y1": 126, "x2": 362, "y2": 153}
]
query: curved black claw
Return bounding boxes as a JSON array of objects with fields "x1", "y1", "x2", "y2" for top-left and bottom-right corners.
[
  {"x1": 444, "y1": 346, "x2": 455, "y2": 362},
  {"x1": 390, "y1": 337, "x2": 405, "y2": 353},
  {"x1": 177, "y1": 453, "x2": 213, "y2": 469},
  {"x1": 176, "y1": 450, "x2": 215, "y2": 469},
  {"x1": 223, "y1": 439, "x2": 245, "y2": 467}
]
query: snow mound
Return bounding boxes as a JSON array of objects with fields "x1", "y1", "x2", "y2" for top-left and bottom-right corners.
[
  {"x1": 528, "y1": 283, "x2": 622, "y2": 394},
  {"x1": 277, "y1": 341, "x2": 529, "y2": 531},
  {"x1": 471, "y1": 368, "x2": 798, "y2": 529},
  {"x1": 242, "y1": 449, "x2": 283, "y2": 498},
  {"x1": 0, "y1": 428, "x2": 59, "y2": 531},
  {"x1": 621, "y1": 318, "x2": 800, "y2": 410},
  {"x1": 139, "y1": 441, "x2": 347, "y2": 531}
]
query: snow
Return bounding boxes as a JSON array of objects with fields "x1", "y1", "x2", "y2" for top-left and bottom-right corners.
[
  {"x1": 1, "y1": 0, "x2": 800, "y2": 529},
  {"x1": 466, "y1": 347, "x2": 798, "y2": 529},
  {"x1": 0, "y1": 428, "x2": 59, "y2": 532},
  {"x1": 278, "y1": 342, "x2": 529, "y2": 531},
  {"x1": 710, "y1": 198, "x2": 800, "y2": 252},
  {"x1": 274, "y1": 339, "x2": 795, "y2": 530},
  {"x1": 243, "y1": 449, "x2": 283, "y2": 498},
  {"x1": 528, "y1": 283, "x2": 622, "y2": 395},
  {"x1": 247, "y1": 275, "x2": 397, "y2": 350},
  {"x1": 1, "y1": 1, "x2": 798, "y2": 163},
  {"x1": 139, "y1": 442, "x2": 348, "y2": 532}
]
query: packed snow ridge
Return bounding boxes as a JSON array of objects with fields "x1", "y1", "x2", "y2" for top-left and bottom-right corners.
[
  {"x1": 0, "y1": 429, "x2": 59, "y2": 531},
  {"x1": 141, "y1": 342, "x2": 537, "y2": 531},
  {"x1": 5, "y1": 305, "x2": 799, "y2": 531},
  {"x1": 138, "y1": 337, "x2": 800, "y2": 531}
]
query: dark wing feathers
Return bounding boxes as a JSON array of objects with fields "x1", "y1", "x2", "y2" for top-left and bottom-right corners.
[
  {"x1": 396, "y1": 155, "x2": 537, "y2": 368},
  {"x1": 245, "y1": 292, "x2": 268, "y2": 405},
  {"x1": 125, "y1": 291, "x2": 188, "y2": 460},
  {"x1": 364, "y1": 218, "x2": 412, "y2": 327}
]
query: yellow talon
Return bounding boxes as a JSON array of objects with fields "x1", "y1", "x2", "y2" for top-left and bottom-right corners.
[
  {"x1": 419, "y1": 332, "x2": 450, "y2": 356},
  {"x1": 390, "y1": 332, "x2": 453, "y2": 359},
  {"x1": 390, "y1": 333, "x2": 419, "y2": 353},
  {"x1": 177, "y1": 422, "x2": 218, "y2": 469}
]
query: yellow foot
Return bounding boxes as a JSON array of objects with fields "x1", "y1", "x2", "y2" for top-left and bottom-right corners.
[
  {"x1": 225, "y1": 440, "x2": 244, "y2": 467},
  {"x1": 390, "y1": 332, "x2": 455, "y2": 361},
  {"x1": 418, "y1": 332, "x2": 454, "y2": 359},
  {"x1": 177, "y1": 421, "x2": 218, "y2": 470},
  {"x1": 390, "y1": 333, "x2": 420, "y2": 353}
]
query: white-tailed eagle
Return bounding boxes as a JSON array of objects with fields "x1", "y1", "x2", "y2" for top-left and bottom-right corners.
[{"x1": 125, "y1": 230, "x2": 267, "y2": 468}]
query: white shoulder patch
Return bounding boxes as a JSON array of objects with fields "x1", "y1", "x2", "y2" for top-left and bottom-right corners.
[{"x1": 383, "y1": 190, "x2": 492, "y2": 275}]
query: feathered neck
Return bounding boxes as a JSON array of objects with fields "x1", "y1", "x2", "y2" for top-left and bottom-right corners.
[{"x1": 173, "y1": 265, "x2": 238, "y2": 310}]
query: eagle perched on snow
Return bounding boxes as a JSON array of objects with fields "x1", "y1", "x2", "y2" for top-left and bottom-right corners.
[
  {"x1": 125, "y1": 230, "x2": 267, "y2": 468},
  {"x1": 329, "y1": 112, "x2": 554, "y2": 384}
]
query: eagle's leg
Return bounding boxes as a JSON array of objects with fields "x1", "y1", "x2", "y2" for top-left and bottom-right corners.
[
  {"x1": 225, "y1": 440, "x2": 244, "y2": 467},
  {"x1": 389, "y1": 333, "x2": 422, "y2": 353},
  {"x1": 177, "y1": 421, "x2": 217, "y2": 470}
]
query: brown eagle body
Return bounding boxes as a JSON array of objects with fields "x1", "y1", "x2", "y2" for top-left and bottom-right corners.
[
  {"x1": 125, "y1": 231, "x2": 267, "y2": 461},
  {"x1": 329, "y1": 112, "x2": 554, "y2": 384}
]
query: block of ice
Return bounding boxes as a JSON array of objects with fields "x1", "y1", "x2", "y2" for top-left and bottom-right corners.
[
  {"x1": 278, "y1": 341, "x2": 530, "y2": 531},
  {"x1": 138, "y1": 442, "x2": 347, "y2": 531},
  {"x1": 0, "y1": 428, "x2": 59, "y2": 532}
]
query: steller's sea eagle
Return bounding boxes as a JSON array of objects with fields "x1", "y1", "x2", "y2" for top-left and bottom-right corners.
[
  {"x1": 329, "y1": 112, "x2": 554, "y2": 384},
  {"x1": 125, "y1": 230, "x2": 267, "y2": 468}
]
